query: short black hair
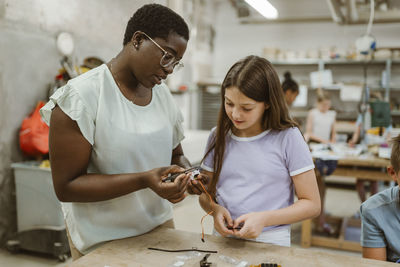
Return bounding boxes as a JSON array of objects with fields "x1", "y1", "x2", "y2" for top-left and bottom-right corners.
[
  {"x1": 282, "y1": 71, "x2": 299, "y2": 93},
  {"x1": 123, "y1": 4, "x2": 189, "y2": 46},
  {"x1": 391, "y1": 134, "x2": 400, "y2": 174}
]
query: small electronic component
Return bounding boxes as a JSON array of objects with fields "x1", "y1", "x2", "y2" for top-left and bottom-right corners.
[
  {"x1": 226, "y1": 222, "x2": 244, "y2": 230},
  {"x1": 190, "y1": 169, "x2": 201, "y2": 180},
  {"x1": 162, "y1": 166, "x2": 202, "y2": 182},
  {"x1": 226, "y1": 226, "x2": 243, "y2": 230}
]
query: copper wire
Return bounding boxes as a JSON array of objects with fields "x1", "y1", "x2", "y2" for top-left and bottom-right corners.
[{"x1": 197, "y1": 179, "x2": 214, "y2": 242}]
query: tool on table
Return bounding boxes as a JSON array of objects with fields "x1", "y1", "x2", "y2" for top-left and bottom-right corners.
[
  {"x1": 249, "y1": 263, "x2": 281, "y2": 267},
  {"x1": 162, "y1": 166, "x2": 201, "y2": 182},
  {"x1": 200, "y1": 253, "x2": 213, "y2": 267}
]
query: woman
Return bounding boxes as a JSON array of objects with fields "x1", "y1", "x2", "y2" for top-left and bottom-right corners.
[{"x1": 41, "y1": 4, "x2": 204, "y2": 258}]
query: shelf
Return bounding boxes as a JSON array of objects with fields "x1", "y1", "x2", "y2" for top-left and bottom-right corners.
[
  {"x1": 391, "y1": 110, "x2": 400, "y2": 116},
  {"x1": 271, "y1": 59, "x2": 321, "y2": 65},
  {"x1": 271, "y1": 59, "x2": 400, "y2": 66},
  {"x1": 325, "y1": 59, "x2": 400, "y2": 65},
  {"x1": 369, "y1": 86, "x2": 400, "y2": 91}
]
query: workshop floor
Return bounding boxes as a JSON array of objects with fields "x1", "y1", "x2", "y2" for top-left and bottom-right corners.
[{"x1": 0, "y1": 176, "x2": 368, "y2": 266}]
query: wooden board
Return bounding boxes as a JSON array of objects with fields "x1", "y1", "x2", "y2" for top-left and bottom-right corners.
[
  {"x1": 337, "y1": 157, "x2": 390, "y2": 168},
  {"x1": 332, "y1": 167, "x2": 391, "y2": 181},
  {"x1": 70, "y1": 226, "x2": 396, "y2": 267}
]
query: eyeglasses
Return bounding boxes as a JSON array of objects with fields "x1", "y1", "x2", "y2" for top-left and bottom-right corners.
[{"x1": 141, "y1": 32, "x2": 184, "y2": 70}]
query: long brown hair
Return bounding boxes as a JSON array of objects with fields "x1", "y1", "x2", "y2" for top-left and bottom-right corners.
[{"x1": 202, "y1": 55, "x2": 298, "y2": 198}]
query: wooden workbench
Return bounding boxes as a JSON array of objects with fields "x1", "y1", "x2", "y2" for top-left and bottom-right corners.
[
  {"x1": 332, "y1": 156, "x2": 391, "y2": 181},
  {"x1": 69, "y1": 225, "x2": 395, "y2": 267},
  {"x1": 302, "y1": 155, "x2": 391, "y2": 252}
]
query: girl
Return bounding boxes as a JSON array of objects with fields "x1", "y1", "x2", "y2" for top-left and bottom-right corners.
[
  {"x1": 199, "y1": 56, "x2": 321, "y2": 246},
  {"x1": 304, "y1": 91, "x2": 336, "y2": 144},
  {"x1": 282, "y1": 71, "x2": 299, "y2": 106},
  {"x1": 304, "y1": 91, "x2": 337, "y2": 235}
]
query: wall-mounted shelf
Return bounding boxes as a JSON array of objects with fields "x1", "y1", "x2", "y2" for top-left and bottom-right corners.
[
  {"x1": 370, "y1": 86, "x2": 400, "y2": 92},
  {"x1": 271, "y1": 58, "x2": 399, "y2": 102},
  {"x1": 391, "y1": 110, "x2": 400, "y2": 116},
  {"x1": 271, "y1": 59, "x2": 400, "y2": 66},
  {"x1": 198, "y1": 59, "x2": 400, "y2": 130}
]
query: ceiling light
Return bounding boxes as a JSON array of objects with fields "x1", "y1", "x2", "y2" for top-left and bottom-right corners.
[{"x1": 244, "y1": 0, "x2": 278, "y2": 19}]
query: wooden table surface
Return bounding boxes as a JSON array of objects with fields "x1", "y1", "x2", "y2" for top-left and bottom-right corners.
[
  {"x1": 69, "y1": 225, "x2": 396, "y2": 267},
  {"x1": 336, "y1": 156, "x2": 390, "y2": 168},
  {"x1": 325, "y1": 155, "x2": 391, "y2": 181}
]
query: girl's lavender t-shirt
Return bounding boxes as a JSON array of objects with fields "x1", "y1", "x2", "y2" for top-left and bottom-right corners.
[{"x1": 201, "y1": 127, "x2": 314, "y2": 232}]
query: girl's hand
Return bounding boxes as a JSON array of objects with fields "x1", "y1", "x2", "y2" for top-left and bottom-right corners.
[
  {"x1": 212, "y1": 204, "x2": 235, "y2": 237},
  {"x1": 348, "y1": 139, "x2": 356, "y2": 147},
  {"x1": 187, "y1": 172, "x2": 209, "y2": 195},
  {"x1": 148, "y1": 165, "x2": 190, "y2": 203},
  {"x1": 232, "y1": 212, "x2": 266, "y2": 239}
]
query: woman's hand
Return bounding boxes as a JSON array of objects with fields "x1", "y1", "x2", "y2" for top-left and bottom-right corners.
[
  {"x1": 232, "y1": 212, "x2": 266, "y2": 239},
  {"x1": 147, "y1": 165, "x2": 190, "y2": 203},
  {"x1": 187, "y1": 172, "x2": 210, "y2": 195},
  {"x1": 212, "y1": 204, "x2": 235, "y2": 237}
]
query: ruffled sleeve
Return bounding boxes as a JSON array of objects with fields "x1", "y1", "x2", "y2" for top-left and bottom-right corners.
[
  {"x1": 40, "y1": 84, "x2": 96, "y2": 145},
  {"x1": 200, "y1": 127, "x2": 216, "y2": 172},
  {"x1": 172, "y1": 108, "x2": 185, "y2": 149}
]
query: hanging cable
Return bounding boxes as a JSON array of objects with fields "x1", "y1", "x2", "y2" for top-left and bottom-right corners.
[
  {"x1": 198, "y1": 179, "x2": 214, "y2": 242},
  {"x1": 366, "y1": 0, "x2": 375, "y2": 36}
]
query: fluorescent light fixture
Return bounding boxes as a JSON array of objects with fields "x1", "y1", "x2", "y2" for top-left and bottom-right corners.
[{"x1": 244, "y1": 0, "x2": 278, "y2": 19}]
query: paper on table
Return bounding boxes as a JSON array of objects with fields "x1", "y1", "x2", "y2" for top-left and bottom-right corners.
[
  {"x1": 340, "y1": 84, "x2": 363, "y2": 101},
  {"x1": 310, "y1": 143, "x2": 365, "y2": 160}
]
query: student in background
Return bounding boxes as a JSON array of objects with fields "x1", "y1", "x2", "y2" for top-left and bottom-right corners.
[
  {"x1": 304, "y1": 91, "x2": 336, "y2": 144},
  {"x1": 360, "y1": 134, "x2": 400, "y2": 263},
  {"x1": 199, "y1": 56, "x2": 321, "y2": 247},
  {"x1": 282, "y1": 71, "x2": 299, "y2": 106},
  {"x1": 304, "y1": 91, "x2": 337, "y2": 235},
  {"x1": 349, "y1": 97, "x2": 392, "y2": 204}
]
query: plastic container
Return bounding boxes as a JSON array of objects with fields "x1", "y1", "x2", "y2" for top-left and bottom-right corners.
[{"x1": 11, "y1": 161, "x2": 64, "y2": 232}]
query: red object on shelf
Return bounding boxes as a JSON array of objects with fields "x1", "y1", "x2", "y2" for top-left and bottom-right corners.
[{"x1": 19, "y1": 101, "x2": 49, "y2": 157}]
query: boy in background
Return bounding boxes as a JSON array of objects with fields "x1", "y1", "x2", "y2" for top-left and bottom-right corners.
[{"x1": 360, "y1": 134, "x2": 400, "y2": 262}]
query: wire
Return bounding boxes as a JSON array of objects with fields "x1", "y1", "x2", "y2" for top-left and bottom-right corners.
[
  {"x1": 366, "y1": 0, "x2": 375, "y2": 35},
  {"x1": 197, "y1": 179, "x2": 214, "y2": 242},
  {"x1": 148, "y1": 247, "x2": 218, "y2": 253}
]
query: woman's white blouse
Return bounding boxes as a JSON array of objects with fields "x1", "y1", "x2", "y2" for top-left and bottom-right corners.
[{"x1": 40, "y1": 64, "x2": 184, "y2": 254}]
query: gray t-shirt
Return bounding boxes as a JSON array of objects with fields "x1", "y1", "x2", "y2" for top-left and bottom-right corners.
[
  {"x1": 202, "y1": 127, "x2": 314, "y2": 232},
  {"x1": 360, "y1": 186, "x2": 400, "y2": 262}
]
